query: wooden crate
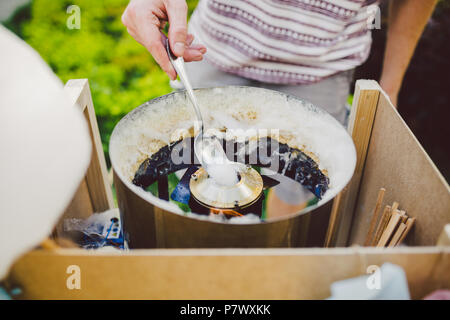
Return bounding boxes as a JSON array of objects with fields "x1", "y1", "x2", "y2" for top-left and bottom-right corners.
[
  {"x1": 327, "y1": 80, "x2": 450, "y2": 247},
  {"x1": 53, "y1": 80, "x2": 114, "y2": 237},
  {"x1": 5, "y1": 79, "x2": 449, "y2": 300}
]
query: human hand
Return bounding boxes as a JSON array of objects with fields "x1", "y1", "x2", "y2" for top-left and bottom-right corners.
[{"x1": 122, "y1": 0, "x2": 206, "y2": 80}]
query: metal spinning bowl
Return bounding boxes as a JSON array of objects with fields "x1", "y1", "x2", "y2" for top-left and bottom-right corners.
[{"x1": 109, "y1": 86, "x2": 356, "y2": 248}]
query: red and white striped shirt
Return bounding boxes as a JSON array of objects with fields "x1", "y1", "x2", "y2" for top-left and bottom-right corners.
[{"x1": 189, "y1": 0, "x2": 379, "y2": 84}]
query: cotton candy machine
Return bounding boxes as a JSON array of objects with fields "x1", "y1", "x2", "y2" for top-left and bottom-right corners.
[{"x1": 110, "y1": 86, "x2": 356, "y2": 248}]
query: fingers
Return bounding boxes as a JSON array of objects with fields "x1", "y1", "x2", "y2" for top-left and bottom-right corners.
[
  {"x1": 141, "y1": 24, "x2": 177, "y2": 79},
  {"x1": 183, "y1": 34, "x2": 207, "y2": 61},
  {"x1": 122, "y1": 0, "x2": 206, "y2": 79},
  {"x1": 166, "y1": 0, "x2": 188, "y2": 57},
  {"x1": 184, "y1": 44, "x2": 207, "y2": 62},
  {"x1": 186, "y1": 33, "x2": 194, "y2": 46},
  {"x1": 121, "y1": 5, "x2": 134, "y2": 29},
  {"x1": 122, "y1": 1, "x2": 175, "y2": 79}
]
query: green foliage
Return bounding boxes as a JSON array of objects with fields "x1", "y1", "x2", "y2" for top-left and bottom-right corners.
[{"x1": 11, "y1": 0, "x2": 198, "y2": 162}]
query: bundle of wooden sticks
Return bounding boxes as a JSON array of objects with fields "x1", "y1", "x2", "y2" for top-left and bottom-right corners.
[{"x1": 364, "y1": 188, "x2": 416, "y2": 247}]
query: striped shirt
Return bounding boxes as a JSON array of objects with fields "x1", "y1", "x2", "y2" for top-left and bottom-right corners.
[{"x1": 189, "y1": 0, "x2": 379, "y2": 84}]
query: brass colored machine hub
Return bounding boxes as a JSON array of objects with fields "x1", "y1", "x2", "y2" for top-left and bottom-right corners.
[{"x1": 189, "y1": 167, "x2": 263, "y2": 210}]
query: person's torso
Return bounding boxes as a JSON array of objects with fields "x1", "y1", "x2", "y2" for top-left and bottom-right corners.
[{"x1": 189, "y1": 0, "x2": 379, "y2": 84}]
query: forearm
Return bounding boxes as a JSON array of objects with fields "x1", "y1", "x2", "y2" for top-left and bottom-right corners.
[{"x1": 380, "y1": 0, "x2": 437, "y2": 106}]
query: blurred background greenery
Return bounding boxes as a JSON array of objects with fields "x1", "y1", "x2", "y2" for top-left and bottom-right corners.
[
  {"x1": 4, "y1": 0, "x2": 199, "y2": 166},
  {"x1": 2, "y1": 0, "x2": 449, "y2": 180}
]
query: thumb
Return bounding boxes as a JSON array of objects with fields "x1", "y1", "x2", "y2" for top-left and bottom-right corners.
[{"x1": 166, "y1": 0, "x2": 188, "y2": 57}]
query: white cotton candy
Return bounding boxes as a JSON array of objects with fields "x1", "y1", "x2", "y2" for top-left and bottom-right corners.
[{"x1": 206, "y1": 163, "x2": 239, "y2": 186}]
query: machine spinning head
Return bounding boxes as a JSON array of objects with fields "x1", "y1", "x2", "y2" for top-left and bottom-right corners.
[{"x1": 189, "y1": 166, "x2": 263, "y2": 211}]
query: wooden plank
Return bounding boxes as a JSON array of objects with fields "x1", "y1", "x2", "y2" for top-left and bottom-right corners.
[
  {"x1": 54, "y1": 80, "x2": 114, "y2": 237},
  {"x1": 61, "y1": 178, "x2": 94, "y2": 218},
  {"x1": 349, "y1": 89, "x2": 450, "y2": 246},
  {"x1": 364, "y1": 247, "x2": 449, "y2": 299},
  {"x1": 397, "y1": 218, "x2": 416, "y2": 245},
  {"x1": 377, "y1": 211, "x2": 401, "y2": 247},
  {"x1": 364, "y1": 188, "x2": 385, "y2": 245},
  {"x1": 388, "y1": 223, "x2": 407, "y2": 247},
  {"x1": 372, "y1": 205, "x2": 392, "y2": 246},
  {"x1": 54, "y1": 178, "x2": 94, "y2": 238},
  {"x1": 63, "y1": 79, "x2": 114, "y2": 214},
  {"x1": 437, "y1": 224, "x2": 450, "y2": 246},
  {"x1": 325, "y1": 80, "x2": 380, "y2": 247},
  {"x1": 6, "y1": 247, "x2": 449, "y2": 300}
]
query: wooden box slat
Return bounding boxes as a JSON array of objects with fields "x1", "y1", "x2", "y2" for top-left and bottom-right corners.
[
  {"x1": 55, "y1": 80, "x2": 114, "y2": 234},
  {"x1": 349, "y1": 89, "x2": 450, "y2": 246},
  {"x1": 6, "y1": 79, "x2": 448, "y2": 300},
  {"x1": 6, "y1": 247, "x2": 449, "y2": 300}
]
